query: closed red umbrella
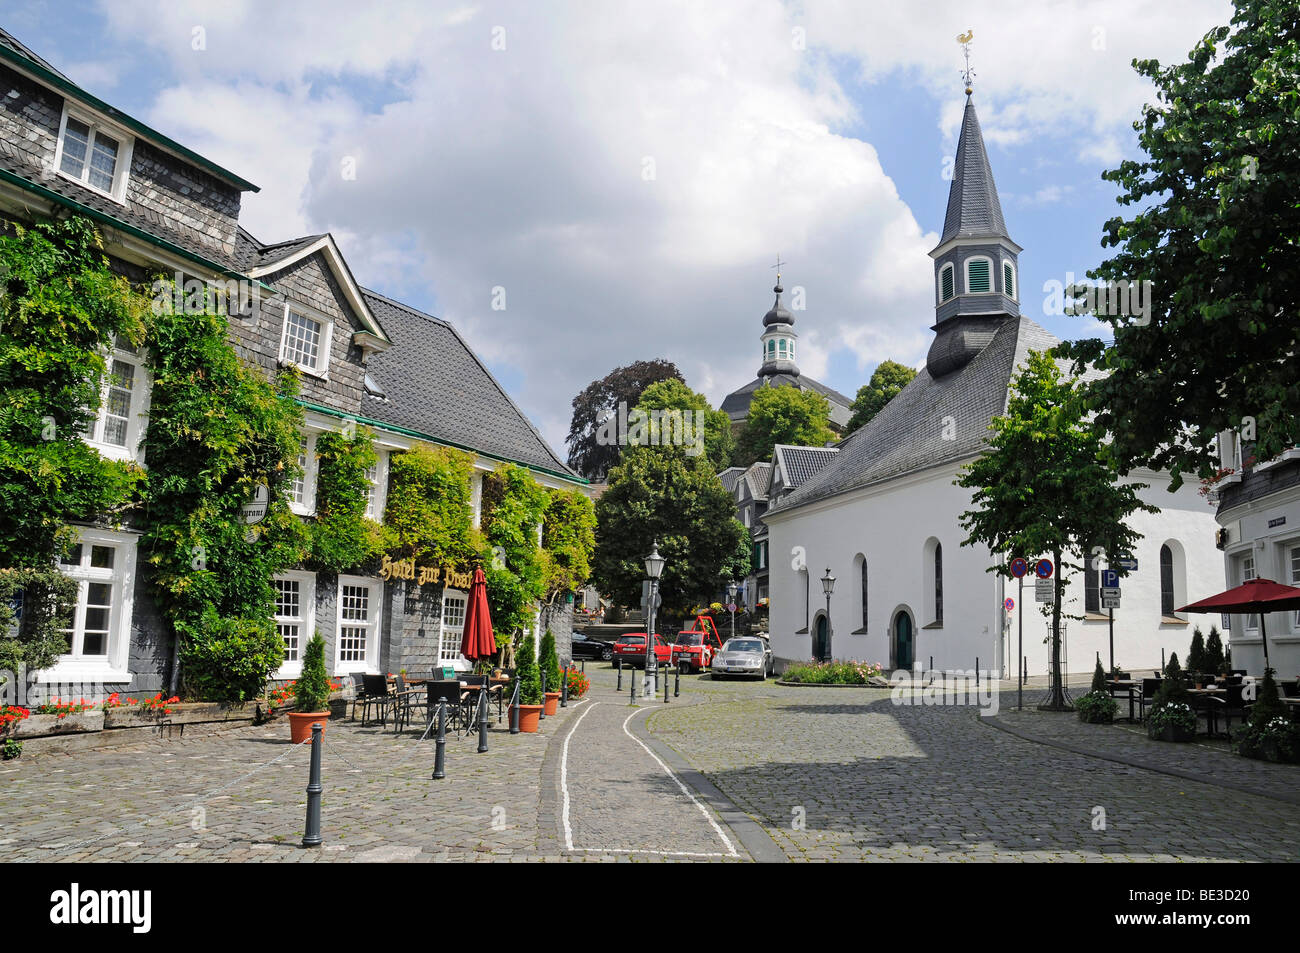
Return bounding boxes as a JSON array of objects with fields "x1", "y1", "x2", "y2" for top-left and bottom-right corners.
[
  {"x1": 460, "y1": 567, "x2": 497, "y2": 662},
  {"x1": 1178, "y1": 578, "x2": 1300, "y2": 672}
]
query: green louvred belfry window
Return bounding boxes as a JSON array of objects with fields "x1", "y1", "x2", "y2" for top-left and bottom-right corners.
[
  {"x1": 967, "y1": 258, "x2": 990, "y2": 293},
  {"x1": 940, "y1": 264, "x2": 954, "y2": 302},
  {"x1": 1003, "y1": 262, "x2": 1015, "y2": 298}
]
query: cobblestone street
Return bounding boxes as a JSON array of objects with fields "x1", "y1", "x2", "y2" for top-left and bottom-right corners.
[{"x1": 4, "y1": 665, "x2": 1298, "y2": 862}]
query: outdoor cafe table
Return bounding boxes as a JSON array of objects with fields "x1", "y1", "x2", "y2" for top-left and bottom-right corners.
[
  {"x1": 1107, "y1": 680, "x2": 1139, "y2": 722},
  {"x1": 1186, "y1": 686, "x2": 1227, "y2": 737}
]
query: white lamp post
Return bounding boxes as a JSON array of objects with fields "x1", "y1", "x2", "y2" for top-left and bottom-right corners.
[{"x1": 821, "y1": 567, "x2": 836, "y2": 662}]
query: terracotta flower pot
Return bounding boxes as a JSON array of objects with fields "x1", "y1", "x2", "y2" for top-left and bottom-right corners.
[
  {"x1": 511, "y1": 704, "x2": 543, "y2": 733},
  {"x1": 543, "y1": 691, "x2": 561, "y2": 715},
  {"x1": 288, "y1": 711, "x2": 329, "y2": 744}
]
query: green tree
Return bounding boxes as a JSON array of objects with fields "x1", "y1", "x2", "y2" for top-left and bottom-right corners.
[
  {"x1": 539, "y1": 629, "x2": 561, "y2": 695},
  {"x1": 956, "y1": 351, "x2": 1157, "y2": 710},
  {"x1": 1057, "y1": 0, "x2": 1300, "y2": 487},
  {"x1": 310, "y1": 429, "x2": 383, "y2": 573},
  {"x1": 481, "y1": 464, "x2": 549, "y2": 639},
  {"x1": 1187, "y1": 627, "x2": 1208, "y2": 675},
  {"x1": 594, "y1": 444, "x2": 745, "y2": 623},
  {"x1": 1205, "y1": 626, "x2": 1226, "y2": 675},
  {"x1": 736, "y1": 384, "x2": 836, "y2": 465},
  {"x1": 541, "y1": 487, "x2": 596, "y2": 601},
  {"x1": 634, "y1": 378, "x2": 735, "y2": 470},
  {"x1": 566, "y1": 359, "x2": 683, "y2": 480},
  {"x1": 294, "y1": 632, "x2": 330, "y2": 712},
  {"x1": 515, "y1": 633, "x2": 542, "y2": 705},
  {"x1": 382, "y1": 444, "x2": 480, "y2": 566},
  {"x1": 845, "y1": 360, "x2": 917, "y2": 436}
]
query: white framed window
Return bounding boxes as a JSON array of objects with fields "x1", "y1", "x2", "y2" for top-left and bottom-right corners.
[
  {"x1": 439, "y1": 588, "x2": 468, "y2": 666},
  {"x1": 939, "y1": 262, "x2": 955, "y2": 303},
  {"x1": 279, "y1": 304, "x2": 333, "y2": 377},
  {"x1": 288, "y1": 431, "x2": 318, "y2": 516},
  {"x1": 965, "y1": 256, "x2": 993, "y2": 294},
  {"x1": 41, "y1": 527, "x2": 137, "y2": 683},
  {"x1": 1289, "y1": 543, "x2": 1300, "y2": 630},
  {"x1": 335, "y1": 575, "x2": 382, "y2": 674},
  {"x1": 84, "y1": 338, "x2": 149, "y2": 464},
  {"x1": 364, "y1": 451, "x2": 389, "y2": 522},
  {"x1": 1241, "y1": 553, "x2": 1258, "y2": 630},
  {"x1": 53, "y1": 105, "x2": 134, "y2": 202},
  {"x1": 1002, "y1": 260, "x2": 1017, "y2": 300},
  {"x1": 273, "y1": 571, "x2": 316, "y2": 677}
]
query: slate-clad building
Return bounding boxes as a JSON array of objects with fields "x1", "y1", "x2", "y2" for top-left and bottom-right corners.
[{"x1": 0, "y1": 29, "x2": 584, "y2": 697}]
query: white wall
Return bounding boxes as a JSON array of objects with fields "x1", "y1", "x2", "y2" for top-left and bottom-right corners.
[{"x1": 765, "y1": 464, "x2": 1222, "y2": 678}]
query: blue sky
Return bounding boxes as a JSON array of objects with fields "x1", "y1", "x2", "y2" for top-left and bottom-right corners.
[{"x1": 4, "y1": 1, "x2": 1234, "y2": 451}]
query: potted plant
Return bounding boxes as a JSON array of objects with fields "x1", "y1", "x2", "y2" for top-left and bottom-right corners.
[
  {"x1": 539, "y1": 629, "x2": 562, "y2": 715},
  {"x1": 1233, "y1": 669, "x2": 1300, "y2": 763},
  {"x1": 511, "y1": 634, "x2": 543, "y2": 732},
  {"x1": 288, "y1": 632, "x2": 331, "y2": 744},
  {"x1": 1147, "y1": 653, "x2": 1196, "y2": 742},
  {"x1": 1186, "y1": 628, "x2": 1207, "y2": 685},
  {"x1": 1204, "y1": 626, "x2": 1226, "y2": 677},
  {"x1": 1076, "y1": 659, "x2": 1119, "y2": 724}
]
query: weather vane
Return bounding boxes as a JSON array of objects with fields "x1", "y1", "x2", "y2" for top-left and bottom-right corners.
[{"x1": 957, "y1": 29, "x2": 974, "y2": 94}]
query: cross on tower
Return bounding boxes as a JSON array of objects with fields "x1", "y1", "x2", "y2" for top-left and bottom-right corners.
[{"x1": 771, "y1": 254, "x2": 786, "y2": 284}]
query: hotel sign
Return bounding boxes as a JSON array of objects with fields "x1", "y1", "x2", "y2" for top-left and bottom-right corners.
[{"x1": 379, "y1": 554, "x2": 474, "y2": 590}]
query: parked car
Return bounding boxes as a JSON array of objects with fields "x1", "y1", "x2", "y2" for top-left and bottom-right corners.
[
  {"x1": 671, "y1": 625, "x2": 724, "y2": 672},
  {"x1": 611, "y1": 632, "x2": 673, "y2": 668},
  {"x1": 711, "y1": 636, "x2": 773, "y2": 680},
  {"x1": 570, "y1": 632, "x2": 613, "y2": 661}
]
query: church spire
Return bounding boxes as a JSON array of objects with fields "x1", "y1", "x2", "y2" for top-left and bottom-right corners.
[{"x1": 758, "y1": 258, "x2": 799, "y2": 378}]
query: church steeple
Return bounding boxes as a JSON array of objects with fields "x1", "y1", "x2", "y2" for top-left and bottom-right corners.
[
  {"x1": 758, "y1": 260, "x2": 799, "y2": 378},
  {"x1": 926, "y1": 39, "x2": 1022, "y2": 377}
]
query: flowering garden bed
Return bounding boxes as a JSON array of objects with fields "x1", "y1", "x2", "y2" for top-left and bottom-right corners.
[{"x1": 777, "y1": 660, "x2": 888, "y2": 687}]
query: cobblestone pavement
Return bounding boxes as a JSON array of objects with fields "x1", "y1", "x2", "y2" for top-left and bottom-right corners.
[
  {"x1": 647, "y1": 674, "x2": 1300, "y2": 862},
  {"x1": 5, "y1": 665, "x2": 1298, "y2": 862}
]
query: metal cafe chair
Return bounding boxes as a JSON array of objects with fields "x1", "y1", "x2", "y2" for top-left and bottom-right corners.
[
  {"x1": 1136, "y1": 677, "x2": 1162, "y2": 723},
  {"x1": 348, "y1": 672, "x2": 370, "y2": 721},
  {"x1": 360, "y1": 673, "x2": 400, "y2": 727},
  {"x1": 425, "y1": 680, "x2": 466, "y2": 733}
]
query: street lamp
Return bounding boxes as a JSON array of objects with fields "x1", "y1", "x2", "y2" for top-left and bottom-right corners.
[
  {"x1": 821, "y1": 567, "x2": 836, "y2": 662},
  {"x1": 644, "y1": 540, "x2": 666, "y2": 696},
  {"x1": 726, "y1": 581, "x2": 738, "y2": 640}
]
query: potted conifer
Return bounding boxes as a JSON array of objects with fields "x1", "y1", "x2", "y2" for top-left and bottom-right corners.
[
  {"x1": 540, "y1": 630, "x2": 563, "y2": 715},
  {"x1": 510, "y1": 634, "x2": 544, "y2": 732},
  {"x1": 1075, "y1": 659, "x2": 1119, "y2": 724},
  {"x1": 288, "y1": 632, "x2": 332, "y2": 744},
  {"x1": 1147, "y1": 652, "x2": 1196, "y2": 742}
]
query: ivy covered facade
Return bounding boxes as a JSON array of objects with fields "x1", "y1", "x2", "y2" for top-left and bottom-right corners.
[{"x1": 0, "y1": 29, "x2": 589, "y2": 701}]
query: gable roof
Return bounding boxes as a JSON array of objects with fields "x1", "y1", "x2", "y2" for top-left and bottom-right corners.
[
  {"x1": 939, "y1": 96, "x2": 1007, "y2": 244},
  {"x1": 721, "y1": 374, "x2": 853, "y2": 427},
  {"x1": 248, "y1": 233, "x2": 388, "y2": 344},
  {"x1": 718, "y1": 467, "x2": 745, "y2": 495},
  {"x1": 360, "y1": 289, "x2": 578, "y2": 480},
  {"x1": 743, "y1": 462, "x2": 771, "y2": 502},
  {"x1": 772, "y1": 444, "x2": 839, "y2": 493},
  {"x1": 767, "y1": 316, "x2": 1060, "y2": 516}
]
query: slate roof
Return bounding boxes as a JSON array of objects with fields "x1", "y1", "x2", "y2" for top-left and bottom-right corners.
[
  {"x1": 718, "y1": 467, "x2": 745, "y2": 495},
  {"x1": 232, "y1": 227, "x2": 328, "y2": 274},
  {"x1": 766, "y1": 316, "x2": 1060, "y2": 515},
  {"x1": 743, "y1": 462, "x2": 771, "y2": 501},
  {"x1": 361, "y1": 290, "x2": 577, "y2": 478},
  {"x1": 0, "y1": 27, "x2": 67, "y2": 80},
  {"x1": 773, "y1": 444, "x2": 839, "y2": 490},
  {"x1": 940, "y1": 97, "x2": 1008, "y2": 244},
  {"x1": 721, "y1": 374, "x2": 853, "y2": 428}
]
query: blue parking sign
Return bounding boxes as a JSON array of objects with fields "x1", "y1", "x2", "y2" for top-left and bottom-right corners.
[{"x1": 1101, "y1": 569, "x2": 1119, "y2": 588}]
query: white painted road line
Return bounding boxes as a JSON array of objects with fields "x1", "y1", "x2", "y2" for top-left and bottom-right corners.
[
  {"x1": 559, "y1": 701, "x2": 599, "y2": 852},
  {"x1": 620, "y1": 707, "x2": 739, "y2": 858}
]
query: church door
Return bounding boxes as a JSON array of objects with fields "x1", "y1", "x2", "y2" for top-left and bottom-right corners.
[
  {"x1": 813, "y1": 614, "x2": 829, "y2": 662},
  {"x1": 893, "y1": 612, "x2": 914, "y2": 670}
]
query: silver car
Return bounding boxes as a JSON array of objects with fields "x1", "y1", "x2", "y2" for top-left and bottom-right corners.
[{"x1": 711, "y1": 637, "x2": 773, "y2": 680}]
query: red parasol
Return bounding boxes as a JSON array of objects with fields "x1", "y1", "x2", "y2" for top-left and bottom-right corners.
[
  {"x1": 459, "y1": 567, "x2": 497, "y2": 661},
  {"x1": 1178, "y1": 578, "x2": 1300, "y2": 671}
]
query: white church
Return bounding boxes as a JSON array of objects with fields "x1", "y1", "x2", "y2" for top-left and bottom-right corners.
[{"x1": 762, "y1": 91, "x2": 1223, "y2": 679}]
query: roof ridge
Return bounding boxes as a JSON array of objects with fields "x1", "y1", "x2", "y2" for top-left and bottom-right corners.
[{"x1": 360, "y1": 287, "x2": 449, "y2": 326}]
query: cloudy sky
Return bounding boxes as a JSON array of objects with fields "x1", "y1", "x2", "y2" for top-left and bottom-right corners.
[{"x1": 8, "y1": 0, "x2": 1233, "y2": 457}]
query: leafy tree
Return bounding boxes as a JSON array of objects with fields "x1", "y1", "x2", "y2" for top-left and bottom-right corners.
[
  {"x1": 383, "y1": 444, "x2": 480, "y2": 567},
  {"x1": 481, "y1": 464, "x2": 549, "y2": 639},
  {"x1": 956, "y1": 351, "x2": 1157, "y2": 710},
  {"x1": 310, "y1": 429, "x2": 383, "y2": 573},
  {"x1": 722, "y1": 524, "x2": 752, "y2": 584},
  {"x1": 594, "y1": 444, "x2": 745, "y2": 623},
  {"x1": 845, "y1": 360, "x2": 917, "y2": 436},
  {"x1": 566, "y1": 359, "x2": 683, "y2": 480},
  {"x1": 1057, "y1": 0, "x2": 1300, "y2": 488},
  {"x1": 736, "y1": 384, "x2": 836, "y2": 465},
  {"x1": 541, "y1": 487, "x2": 596, "y2": 601},
  {"x1": 634, "y1": 378, "x2": 735, "y2": 469}
]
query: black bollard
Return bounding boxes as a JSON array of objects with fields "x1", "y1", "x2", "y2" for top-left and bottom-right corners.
[
  {"x1": 976, "y1": 658, "x2": 980, "y2": 690},
  {"x1": 302, "y1": 722, "x2": 323, "y2": 848},
  {"x1": 581, "y1": 659, "x2": 585, "y2": 673},
  {"x1": 630, "y1": 672, "x2": 636, "y2": 705},
  {"x1": 432, "y1": 700, "x2": 447, "y2": 779},
  {"x1": 674, "y1": 666, "x2": 680, "y2": 697},
  {"x1": 509, "y1": 681, "x2": 520, "y2": 734},
  {"x1": 664, "y1": 669, "x2": 669, "y2": 703},
  {"x1": 561, "y1": 667, "x2": 568, "y2": 708},
  {"x1": 477, "y1": 688, "x2": 489, "y2": 753},
  {"x1": 616, "y1": 656, "x2": 622, "y2": 691},
  {"x1": 539, "y1": 671, "x2": 547, "y2": 720}
]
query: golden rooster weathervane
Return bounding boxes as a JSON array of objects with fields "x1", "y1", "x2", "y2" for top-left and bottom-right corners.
[{"x1": 957, "y1": 29, "x2": 975, "y2": 94}]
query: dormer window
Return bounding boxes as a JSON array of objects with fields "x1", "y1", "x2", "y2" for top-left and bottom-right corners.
[
  {"x1": 966, "y1": 257, "x2": 992, "y2": 294},
  {"x1": 279, "y1": 304, "x2": 332, "y2": 378},
  {"x1": 55, "y1": 107, "x2": 133, "y2": 202},
  {"x1": 939, "y1": 263, "x2": 955, "y2": 303},
  {"x1": 1003, "y1": 260, "x2": 1017, "y2": 300}
]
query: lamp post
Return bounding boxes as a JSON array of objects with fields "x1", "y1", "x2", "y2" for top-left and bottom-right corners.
[
  {"x1": 643, "y1": 540, "x2": 666, "y2": 697},
  {"x1": 726, "y1": 581, "x2": 738, "y2": 640},
  {"x1": 821, "y1": 567, "x2": 836, "y2": 662}
]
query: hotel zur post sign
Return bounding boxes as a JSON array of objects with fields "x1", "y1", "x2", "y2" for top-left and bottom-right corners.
[{"x1": 379, "y1": 554, "x2": 474, "y2": 590}]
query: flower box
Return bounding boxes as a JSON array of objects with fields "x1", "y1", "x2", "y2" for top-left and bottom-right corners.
[{"x1": 12, "y1": 710, "x2": 104, "y2": 738}]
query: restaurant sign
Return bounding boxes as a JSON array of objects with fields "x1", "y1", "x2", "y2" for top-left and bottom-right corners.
[{"x1": 379, "y1": 554, "x2": 475, "y2": 590}]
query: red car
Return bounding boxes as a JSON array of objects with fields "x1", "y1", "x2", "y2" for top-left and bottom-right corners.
[
  {"x1": 671, "y1": 616, "x2": 724, "y2": 672},
  {"x1": 611, "y1": 633, "x2": 673, "y2": 668}
]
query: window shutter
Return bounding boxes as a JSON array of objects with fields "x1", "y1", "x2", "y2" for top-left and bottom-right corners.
[
  {"x1": 967, "y1": 259, "x2": 990, "y2": 293},
  {"x1": 1003, "y1": 262, "x2": 1015, "y2": 298},
  {"x1": 940, "y1": 265, "x2": 954, "y2": 302}
]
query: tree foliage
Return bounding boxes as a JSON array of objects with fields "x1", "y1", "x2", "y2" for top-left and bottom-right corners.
[
  {"x1": 541, "y1": 487, "x2": 596, "y2": 599},
  {"x1": 845, "y1": 360, "x2": 917, "y2": 436},
  {"x1": 566, "y1": 358, "x2": 682, "y2": 480},
  {"x1": 382, "y1": 443, "x2": 481, "y2": 567},
  {"x1": 594, "y1": 444, "x2": 745, "y2": 623},
  {"x1": 634, "y1": 378, "x2": 735, "y2": 469},
  {"x1": 955, "y1": 351, "x2": 1157, "y2": 709},
  {"x1": 310, "y1": 429, "x2": 383, "y2": 573},
  {"x1": 481, "y1": 464, "x2": 550, "y2": 638},
  {"x1": 737, "y1": 384, "x2": 835, "y2": 465},
  {"x1": 1057, "y1": 0, "x2": 1300, "y2": 487}
]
